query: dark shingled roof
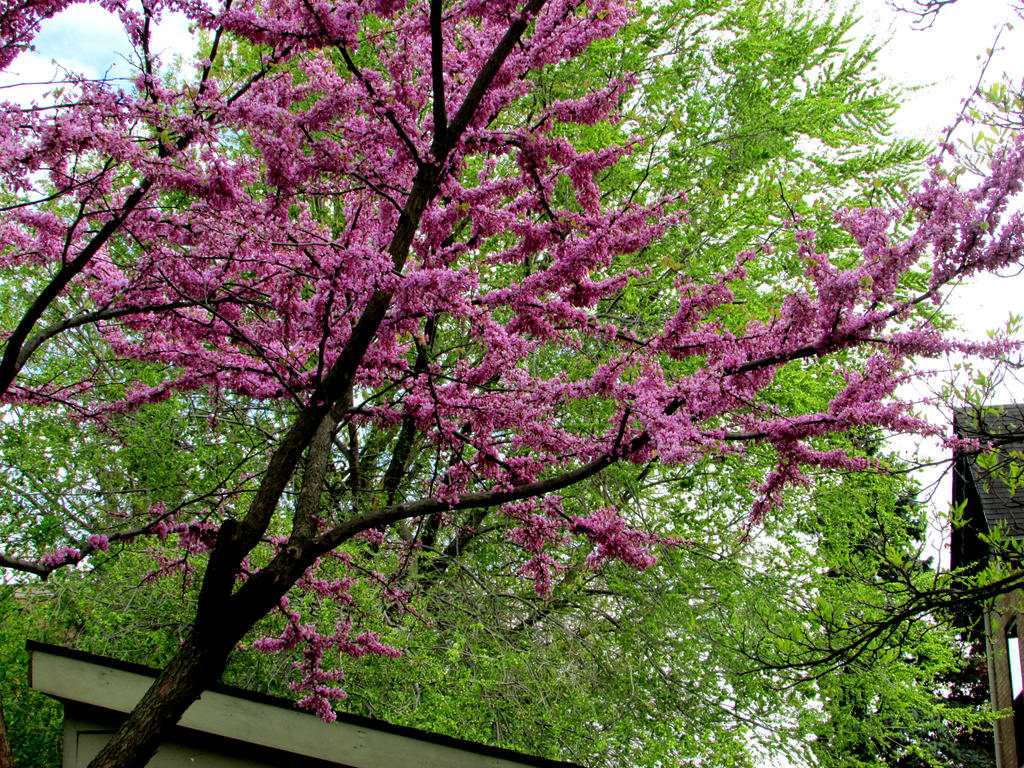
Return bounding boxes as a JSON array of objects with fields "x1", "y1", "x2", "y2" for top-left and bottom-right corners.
[{"x1": 954, "y1": 404, "x2": 1024, "y2": 539}]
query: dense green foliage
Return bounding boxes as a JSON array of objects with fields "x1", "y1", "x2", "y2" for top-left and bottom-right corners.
[{"x1": 1, "y1": 589, "x2": 64, "y2": 768}]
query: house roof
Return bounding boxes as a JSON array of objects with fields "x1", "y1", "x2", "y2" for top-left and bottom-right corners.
[
  {"x1": 28, "y1": 640, "x2": 586, "y2": 768},
  {"x1": 954, "y1": 404, "x2": 1024, "y2": 539}
]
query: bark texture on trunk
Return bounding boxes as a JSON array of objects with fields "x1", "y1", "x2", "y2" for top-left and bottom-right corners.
[
  {"x1": 83, "y1": 629, "x2": 236, "y2": 768},
  {"x1": 0, "y1": 695, "x2": 15, "y2": 768}
]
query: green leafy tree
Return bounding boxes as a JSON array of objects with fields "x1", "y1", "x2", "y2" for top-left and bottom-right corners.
[
  {"x1": 0, "y1": 588, "x2": 64, "y2": 768},
  {"x1": 805, "y1": 490, "x2": 993, "y2": 768}
]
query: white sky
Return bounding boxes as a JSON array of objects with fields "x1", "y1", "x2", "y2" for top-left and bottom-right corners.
[
  {"x1": 5, "y1": 0, "x2": 1024, "y2": 552},
  {"x1": 858, "y1": 0, "x2": 1024, "y2": 350},
  {"x1": 859, "y1": 0, "x2": 1020, "y2": 138},
  {"x1": 847, "y1": 0, "x2": 1024, "y2": 548}
]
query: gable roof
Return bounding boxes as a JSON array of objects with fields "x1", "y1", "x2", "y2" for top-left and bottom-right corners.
[
  {"x1": 954, "y1": 404, "x2": 1024, "y2": 539},
  {"x1": 28, "y1": 641, "x2": 586, "y2": 768}
]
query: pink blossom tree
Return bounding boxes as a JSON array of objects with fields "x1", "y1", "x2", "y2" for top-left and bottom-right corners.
[{"x1": 1, "y1": 0, "x2": 1023, "y2": 766}]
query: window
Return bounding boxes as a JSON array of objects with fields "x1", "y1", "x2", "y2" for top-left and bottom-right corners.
[
  {"x1": 1009, "y1": 619, "x2": 1023, "y2": 700},
  {"x1": 1007, "y1": 618, "x2": 1024, "y2": 768}
]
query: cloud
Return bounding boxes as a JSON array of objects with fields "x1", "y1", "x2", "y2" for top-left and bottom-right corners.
[
  {"x1": 0, "y1": 1, "x2": 196, "y2": 102},
  {"x1": 32, "y1": 4, "x2": 133, "y2": 80},
  {"x1": 0, "y1": 52, "x2": 69, "y2": 106},
  {"x1": 150, "y1": 11, "x2": 197, "y2": 66}
]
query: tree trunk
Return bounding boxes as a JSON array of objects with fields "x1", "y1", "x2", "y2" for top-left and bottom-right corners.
[
  {"x1": 82, "y1": 521, "x2": 313, "y2": 768},
  {"x1": 0, "y1": 695, "x2": 15, "y2": 768},
  {"x1": 84, "y1": 628, "x2": 237, "y2": 768}
]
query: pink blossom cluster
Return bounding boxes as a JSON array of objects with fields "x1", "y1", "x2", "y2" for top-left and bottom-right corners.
[
  {"x1": 86, "y1": 534, "x2": 110, "y2": 552},
  {"x1": 570, "y1": 507, "x2": 658, "y2": 570},
  {"x1": 39, "y1": 545, "x2": 81, "y2": 568},
  {"x1": 39, "y1": 536, "x2": 108, "y2": 571},
  {"x1": 251, "y1": 605, "x2": 399, "y2": 722},
  {"x1": 500, "y1": 498, "x2": 664, "y2": 596},
  {"x1": 516, "y1": 553, "x2": 560, "y2": 599}
]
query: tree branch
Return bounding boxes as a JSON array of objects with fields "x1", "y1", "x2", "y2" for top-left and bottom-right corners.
[
  {"x1": 291, "y1": 412, "x2": 338, "y2": 543},
  {"x1": 0, "y1": 552, "x2": 49, "y2": 578},
  {"x1": 337, "y1": 45, "x2": 425, "y2": 169},
  {"x1": 0, "y1": 178, "x2": 154, "y2": 396},
  {"x1": 440, "y1": 0, "x2": 548, "y2": 159},
  {"x1": 14, "y1": 298, "x2": 233, "y2": 371},
  {"x1": 429, "y1": 0, "x2": 447, "y2": 157},
  {"x1": 313, "y1": 431, "x2": 650, "y2": 556},
  {"x1": 0, "y1": 36, "x2": 288, "y2": 398}
]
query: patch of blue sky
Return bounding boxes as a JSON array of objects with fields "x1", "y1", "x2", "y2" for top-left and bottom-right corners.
[
  {"x1": 21, "y1": 3, "x2": 195, "y2": 88},
  {"x1": 33, "y1": 4, "x2": 133, "y2": 81}
]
